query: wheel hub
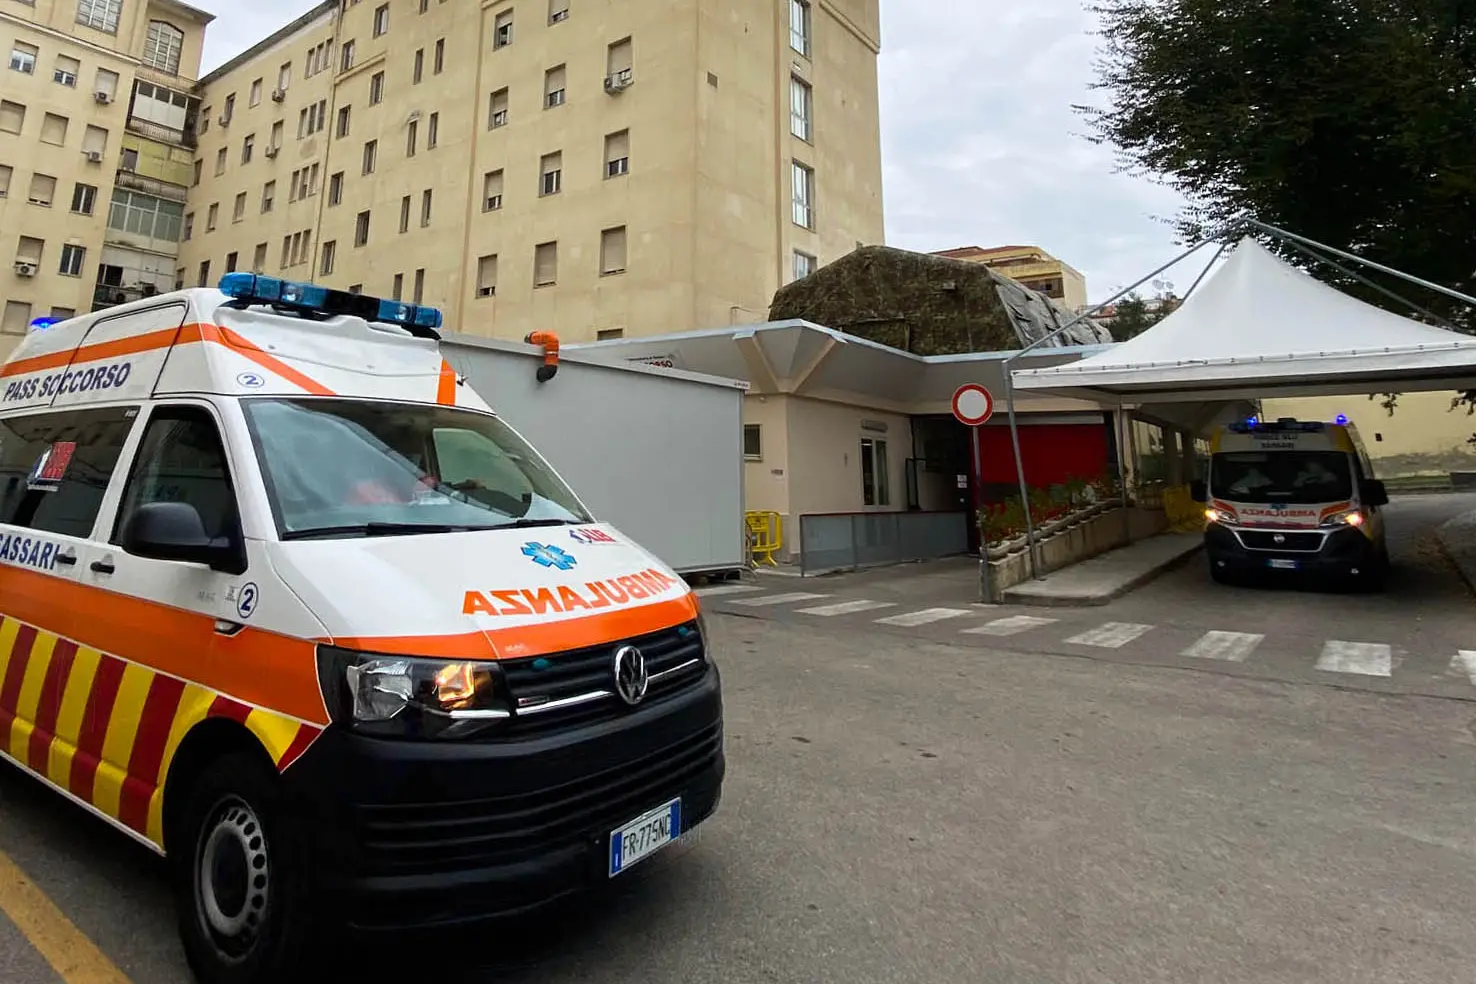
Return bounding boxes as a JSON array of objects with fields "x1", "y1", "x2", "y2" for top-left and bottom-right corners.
[{"x1": 195, "y1": 797, "x2": 269, "y2": 955}]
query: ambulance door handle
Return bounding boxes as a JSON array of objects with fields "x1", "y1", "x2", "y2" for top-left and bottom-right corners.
[
  {"x1": 90, "y1": 559, "x2": 115, "y2": 575},
  {"x1": 54, "y1": 551, "x2": 77, "y2": 567}
]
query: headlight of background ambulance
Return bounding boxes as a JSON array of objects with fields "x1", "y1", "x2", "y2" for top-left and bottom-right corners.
[{"x1": 316, "y1": 646, "x2": 508, "y2": 739}]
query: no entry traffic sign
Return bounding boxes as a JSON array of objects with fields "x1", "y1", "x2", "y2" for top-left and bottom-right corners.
[{"x1": 951, "y1": 383, "x2": 995, "y2": 427}]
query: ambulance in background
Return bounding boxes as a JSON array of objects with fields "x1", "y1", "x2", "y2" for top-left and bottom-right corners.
[
  {"x1": 0, "y1": 276, "x2": 725, "y2": 984},
  {"x1": 1190, "y1": 416, "x2": 1391, "y2": 589}
]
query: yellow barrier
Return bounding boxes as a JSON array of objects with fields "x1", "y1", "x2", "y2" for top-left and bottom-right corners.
[
  {"x1": 1162, "y1": 484, "x2": 1206, "y2": 533},
  {"x1": 745, "y1": 511, "x2": 783, "y2": 567}
]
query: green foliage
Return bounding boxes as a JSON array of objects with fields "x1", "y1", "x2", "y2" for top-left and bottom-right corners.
[
  {"x1": 1079, "y1": 0, "x2": 1476, "y2": 328},
  {"x1": 977, "y1": 474, "x2": 1119, "y2": 546}
]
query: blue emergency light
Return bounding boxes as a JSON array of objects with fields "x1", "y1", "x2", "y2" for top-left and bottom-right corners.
[
  {"x1": 1335, "y1": 413, "x2": 1349, "y2": 425},
  {"x1": 27, "y1": 316, "x2": 61, "y2": 332},
  {"x1": 217, "y1": 273, "x2": 443, "y2": 339}
]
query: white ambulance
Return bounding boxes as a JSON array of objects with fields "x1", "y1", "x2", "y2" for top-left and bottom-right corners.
[
  {"x1": 0, "y1": 275, "x2": 724, "y2": 983},
  {"x1": 1191, "y1": 416, "x2": 1390, "y2": 589}
]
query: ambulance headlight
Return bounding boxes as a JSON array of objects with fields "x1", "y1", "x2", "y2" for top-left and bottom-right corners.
[
  {"x1": 316, "y1": 646, "x2": 509, "y2": 739},
  {"x1": 1322, "y1": 509, "x2": 1365, "y2": 529}
]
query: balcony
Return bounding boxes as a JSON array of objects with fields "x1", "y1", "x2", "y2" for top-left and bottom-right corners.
[
  {"x1": 125, "y1": 116, "x2": 197, "y2": 149},
  {"x1": 114, "y1": 168, "x2": 189, "y2": 203}
]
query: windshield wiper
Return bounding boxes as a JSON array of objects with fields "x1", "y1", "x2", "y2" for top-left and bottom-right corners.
[
  {"x1": 283, "y1": 522, "x2": 493, "y2": 540},
  {"x1": 495, "y1": 518, "x2": 578, "y2": 529}
]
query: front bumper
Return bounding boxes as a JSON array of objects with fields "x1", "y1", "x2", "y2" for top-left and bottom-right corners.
[
  {"x1": 1205, "y1": 523, "x2": 1378, "y2": 577},
  {"x1": 284, "y1": 662, "x2": 724, "y2": 931}
]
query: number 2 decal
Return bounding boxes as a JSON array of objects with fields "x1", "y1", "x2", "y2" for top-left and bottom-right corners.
[{"x1": 236, "y1": 582, "x2": 259, "y2": 620}]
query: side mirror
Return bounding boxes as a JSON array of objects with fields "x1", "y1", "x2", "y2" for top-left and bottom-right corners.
[
  {"x1": 120, "y1": 501, "x2": 242, "y2": 571},
  {"x1": 1188, "y1": 479, "x2": 1207, "y2": 503},
  {"x1": 1363, "y1": 479, "x2": 1389, "y2": 508}
]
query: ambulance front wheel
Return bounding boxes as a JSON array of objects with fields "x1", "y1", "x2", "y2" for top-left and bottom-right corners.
[{"x1": 172, "y1": 750, "x2": 322, "y2": 984}]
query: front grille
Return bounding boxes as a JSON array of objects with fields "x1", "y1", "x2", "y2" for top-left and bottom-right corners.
[
  {"x1": 1236, "y1": 529, "x2": 1325, "y2": 552},
  {"x1": 498, "y1": 621, "x2": 705, "y2": 733},
  {"x1": 356, "y1": 721, "x2": 722, "y2": 874}
]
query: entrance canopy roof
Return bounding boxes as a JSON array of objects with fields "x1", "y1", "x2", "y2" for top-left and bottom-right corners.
[{"x1": 1011, "y1": 237, "x2": 1476, "y2": 403}]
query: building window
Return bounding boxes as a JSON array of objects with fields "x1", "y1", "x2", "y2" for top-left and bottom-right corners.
[
  {"x1": 399, "y1": 195, "x2": 411, "y2": 233},
  {"x1": 369, "y1": 71, "x2": 385, "y2": 105},
  {"x1": 392, "y1": 273, "x2": 404, "y2": 299},
  {"x1": 605, "y1": 130, "x2": 629, "y2": 177},
  {"x1": 743, "y1": 424, "x2": 762, "y2": 461},
  {"x1": 789, "y1": 0, "x2": 811, "y2": 56},
  {"x1": 337, "y1": 105, "x2": 352, "y2": 137},
  {"x1": 793, "y1": 250, "x2": 816, "y2": 281},
  {"x1": 83, "y1": 125, "x2": 107, "y2": 156},
  {"x1": 182, "y1": 212, "x2": 193, "y2": 240},
  {"x1": 16, "y1": 237, "x2": 42, "y2": 266},
  {"x1": 545, "y1": 65, "x2": 566, "y2": 108},
  {"x1": 9, "y1": 43, "x2": 37, "y2": 75},
  {"x1": 534, "y1": 241, "x2": 557, "y2": 287},
  {"x1": 413, "y1": 48, "x2": 424, "y2": 84},
  {"x1": 355, "y1": 210, "x2": 371, "y2": 246},
  {"x1": 373, "y1": 3, "x2": 390, "y2": 37},
  {"x1": 215, "y1": 147, "x2": 227, "y2": 176},
  {"x1": 253, "y1": 243, "x2": 268, "y2": 273},
  {"x1": 596, "y1": 328, "x2": 624, "y2": 341},
  {"x1": 70, "y1": 183, "x2": 97, "y2": 215},
  {"x1": 539, "y1": 152, "x2": 562, "y2": 196},
  {"x1": 421, "y1": 189, "x2": 433, "y2": 227},
  {"x1": 482, "y1": 169, "x2": 503, "y2": 211},
  {"x1": 242, "y1": 133, "x2": 255, "y2": 164},
  {"x1": 206, "y1": 202, "x2": 218, "y2": 230},
  {"x1": 413, "y1": 268, "x2": 425, "y2": 304},
  {"x1": 362, "y1": 139, "x2": 377, "y2": 174},
  {"x1": 2, "y1": 301, "x2": 33, "y2": 335},
  {"x1": 77, "y1": 0, "x2": 122, "y2": 34},
  {"x1": 493, "y1": 10, "x2": 513, "y2": 49},
  {"x1": 549, "y1": 0, "x2": 569, "y2": 23},
  {"x1": 320, "y1": 239, "x2": 336, "y2": 275},
  {"x1": 53, "y1": 55, "x2": 80, "y2": 87},
  {"x1": 233, "y1": 192, "x2": 247, "y2": 222},
  {"x1": 41, "y1": 113, "x2": 68, "y2": 146},
  {"x1": 476, "y1": 254, "x2": 498, "y2": 296},
  {"x1": 791, "y1": 160, "x2": 814, "y2": 229},
  {"x1": 0, "y1": 101, "x2": 24, "y2": 135},
  {"x1": 861, "y1": 437, "x2": 890, "y2": 506},
  {"x1": 250, "y1": 78, "x2": 262, "y2": 106},
  {"x1": 427, "y1": 112, "x2": 438, "y2": 148},
  {"x1": 607, "y1": 38, "x2": 633, "y2": 85},
  {"x1": 341, "y1": 40, "x2": 356, "y2": 73},
  {"x1": 142, "y1": 21, "x2": 185, "y2": 75},
  {"x1": 328, "y1": 172, "x2": 343, "y2": 205},
  {"x1": 197, "y1": 260, "x2": 211, "y2": 287},
  {"x1": 0, "y1": 165, "x2": 9, "y2": 198},
  {"x1": 50, "y1": 307, "x2": 75, "y2": 321},
  {"x1": 95, "y1": 68, "x2": 119, "y2": 100},
  {"x1": 406, "y1": 119, "x2": 418, "y2": 156},
  {"x1": 600, "y1": 226, "x2": 627, "y2": 275},
  {"x1": 434, "y1": 38, "x2": 444, "y2": 74},
  {"x1": 488, "y1": 88, "x2": 508, "y2": 128},
  {"x1": 262, "y1": 180, "x2": 275, "y2": 212},
  {"x1": 58, "y1": 245, "x2": 85, "y2": 278},
  {"x1": 790, "y1": 76, "x2": 812, "y2": 141},
  {"x1": 28, "y1": 174, "x2": 56, "y2": 206}
]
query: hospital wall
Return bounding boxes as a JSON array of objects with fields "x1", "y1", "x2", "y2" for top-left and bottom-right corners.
[{"x1": 1262, "y1": 392, "x2": 1476, "y2": 475}]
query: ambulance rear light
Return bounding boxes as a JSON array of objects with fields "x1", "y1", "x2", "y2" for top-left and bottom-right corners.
[{"x1": 217, "y1": 272, "x2": 443, "y2": 339}]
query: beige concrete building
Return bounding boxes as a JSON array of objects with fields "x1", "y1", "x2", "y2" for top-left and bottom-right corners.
[
  {"x1": 0, "y1": 0, "x2": 211, "y2": 353},
  {"x1": 178, "y1": 0, "x2": 885, "y2": 343},
  {"x1": 1263, "y1": 392, "x2": 1476, "y2": 477},
  {"x1": 932, "y1": 244, "x2": 1089, "y2": 314}
]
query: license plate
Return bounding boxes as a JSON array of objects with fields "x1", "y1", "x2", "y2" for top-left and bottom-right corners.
[
  {"x1": 608, "y1": 797, "x2": 682, "y2": 877},
  {"x1": 1268, "y1": 558, "x2": 1298, "y2": 570}
]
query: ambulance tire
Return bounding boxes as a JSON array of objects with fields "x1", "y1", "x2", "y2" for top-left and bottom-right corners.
[{"x1": 172, "y1": 751, "x2": 324, "y2": 984}]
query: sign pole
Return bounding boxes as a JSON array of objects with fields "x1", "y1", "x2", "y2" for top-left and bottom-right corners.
[{"x1": 951, "y1": 384, "x2": 996, "y2": 605}]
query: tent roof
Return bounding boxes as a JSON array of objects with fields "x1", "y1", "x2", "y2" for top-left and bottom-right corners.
[{"x1": 1012, "y1": 237, "x2": 1476, "y2": 402}]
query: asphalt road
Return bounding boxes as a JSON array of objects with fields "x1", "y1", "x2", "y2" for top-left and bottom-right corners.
[{"x1": 2, "y1": 495, "x2": 1476, "y2": 982}]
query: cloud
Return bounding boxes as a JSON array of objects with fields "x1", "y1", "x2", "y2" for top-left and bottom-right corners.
[{"x1": 196, "y1": 0, "x2": 1204, "y2": 305}]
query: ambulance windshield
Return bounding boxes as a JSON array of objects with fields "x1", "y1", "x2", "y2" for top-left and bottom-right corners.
[
  {"x1": 1209, "y1": 451, "x2": 1354, "y2": 505},
  {"x1": 241, "y1": 398, "x2": 592, "y2": 538}
]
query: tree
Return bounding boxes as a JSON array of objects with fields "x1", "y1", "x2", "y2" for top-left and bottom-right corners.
[
  {"x1": 1078, "y1": 0, "x2": 1476, "y2": 326},
  {"x1": 1108, "y1": 292, "x2": 1175, "y2": 341}
]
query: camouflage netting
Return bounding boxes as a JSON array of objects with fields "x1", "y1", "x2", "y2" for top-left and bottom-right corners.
[{"x1": 768, "y1": 246, "x2": 1113, "y2": 356}]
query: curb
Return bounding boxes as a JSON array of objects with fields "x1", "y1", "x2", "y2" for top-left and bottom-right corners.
[{"x1": 1000, "y1": 541, "x2": 1206, "y2": 608}]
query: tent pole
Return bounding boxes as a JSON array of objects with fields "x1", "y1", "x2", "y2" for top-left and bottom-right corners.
[
  {"x1": 1116, "y1": 402, "x2": 1130, "y2": 548},
  {"x1": 1004, "y1": 369, "x2": 1039, "y2": 580},
  {"x1": 1180, "y1": 242, "x2": 1228, "y2": 302},
  {"x1": 1279, "y1": 239, "x2": 1458, "y2": 329},
  {"x1": 1245, "y1": 219, "x2": 1476, "y2": 310}
]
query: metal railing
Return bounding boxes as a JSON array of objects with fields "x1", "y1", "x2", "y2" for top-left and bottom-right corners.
[{"x1": 798, "y1": 511, "x2": 969, "y2": 576}]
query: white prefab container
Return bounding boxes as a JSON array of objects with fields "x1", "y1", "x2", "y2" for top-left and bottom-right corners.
[{"x1": 441, "y1": 333, "x2": 749, "y2": 576}]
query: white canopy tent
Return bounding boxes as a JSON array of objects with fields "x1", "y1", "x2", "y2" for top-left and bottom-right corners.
[{"x1": 1011, "y1": 237, "x2": 1476, "y2": 403}]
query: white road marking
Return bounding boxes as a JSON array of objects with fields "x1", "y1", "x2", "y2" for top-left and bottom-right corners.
[
  {"x1": 693, "y1": 583, "x2": 762, "y2": 597},
  {"x1": 875, "y1": 608, "x2": 973, "y2": 628},
  {"x1": 1064, "y1": 622, "x2": 1155, "y2": 649},
  {"x1": 963, "y1": 615, "x2": 1059, "y2": 637},
  {"x1": 796, "y1": 599, "x2": 897, "y2": 617},
  {"x1": 1182, "y1": 631, "x2": 1264, "y2": 663},
  {"x1": 1451, "y1": 651, "x2": 1476, "y2": 685},
  {"x1": 1316, "y1": 640, "x2": 1392, "y2": 677},
  {"x1": 728, "y1": 592, "x2": 829, "y2": 607}
]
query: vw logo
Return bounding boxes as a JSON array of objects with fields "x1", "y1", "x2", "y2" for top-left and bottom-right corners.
[
  {"x1": 612, "y1": 645, "x2": 649, "y2": 706},
  {"x1": 1273, "y1": 534, "x2": 1286, "y2": 544}
]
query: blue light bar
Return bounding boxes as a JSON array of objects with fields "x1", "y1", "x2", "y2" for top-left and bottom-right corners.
[
  {"x1": 28, "y1": 316, "x2": 62, "y2": 332},
  {"x1": 1334, "y1": 413, "x2": 1349, "y2": 425},
  {"x1": 217, "y1": 273, "x2": 443, "y2": 337}
]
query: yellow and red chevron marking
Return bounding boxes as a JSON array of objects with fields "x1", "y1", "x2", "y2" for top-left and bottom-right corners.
[{"x1": 0, "y1": 614, "x2": 322, "y2": 849}]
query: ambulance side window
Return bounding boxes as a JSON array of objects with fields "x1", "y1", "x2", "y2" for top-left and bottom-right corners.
[
  {"x1": 0, "y1": 407, "x2": 137, "y2": 539},
  {"x1": 112, "y1": 405, "x2": 240, "y2": 544}
]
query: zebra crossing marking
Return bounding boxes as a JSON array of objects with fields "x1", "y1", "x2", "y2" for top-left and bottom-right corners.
[
  {"x1": 796, "y1": 599, "x2": 897, "y2": 617},
  {"x1": 693, "y1": 583, "x2": 762, "y2": 597},
  {"x1": 963, "y1": 615, "x2": 1059, "y2": 637},
  {"x1": 1452, "y1": 651, "x2": 1476, "y2": 685},
  {"x1": 875, "y1": 608, "x2": 973, "y2": 628},
  {"x1": 1064, "y1": 622, "x2": 1155, "y2": 649},
  {"x1": 728, "y1": 592, "x2": 830, "y2": 607},
  {"x1": 1315, "y1": 641, "x2": 1392, "y2": 677},
  {"x1": 1182, "y1": 631, "x2": 1264, "y2": 663}
]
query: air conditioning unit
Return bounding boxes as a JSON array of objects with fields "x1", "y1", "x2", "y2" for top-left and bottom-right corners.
[
  {"x1": 13, "y1": 261, "x2": 37, "y2": 277},
  {"x1": 271, "y1": 88, "x2": 286, "y2": 102},
  {"x1": 604, "y1": 72, "x2": 633, "y2": 94},
  {"x1": 93, "y1": 90, "x2": 112, "y2": 104},
  {"x1": 264, "y1": 145, "x2": 279, "y2": 158},
  {"x1": 84, "y1": 150, "x2": 104, "y2": 164}
]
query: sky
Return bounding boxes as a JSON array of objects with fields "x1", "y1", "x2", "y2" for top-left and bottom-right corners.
[{"x1": 196, "y1": 0, "x2": 1214, "y2": 306}]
